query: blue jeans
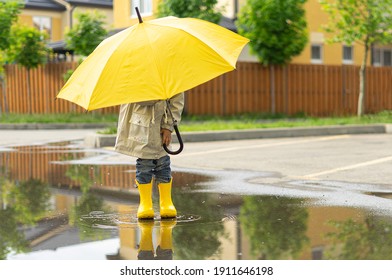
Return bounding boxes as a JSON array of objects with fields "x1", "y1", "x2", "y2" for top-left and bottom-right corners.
[{"x1": 136, "y1": 155, "x2": 171, "y2": 184}]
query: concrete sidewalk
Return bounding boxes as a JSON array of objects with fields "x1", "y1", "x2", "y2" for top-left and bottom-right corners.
[
  {"x1": 83, "y1": 123, "x2": 392, "y2": 148},
  {"x1": 0, "y1": 123, "x2": 390, "y2": 148}
]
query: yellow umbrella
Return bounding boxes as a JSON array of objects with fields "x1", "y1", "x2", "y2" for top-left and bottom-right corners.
[{"x1": 57, "y1": 9, "x2": 249, "y2": 111}]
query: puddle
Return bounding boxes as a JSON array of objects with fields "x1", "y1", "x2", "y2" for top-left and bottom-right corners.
[
  {"x1": 1, "y1": 141, "x2": 392, "y2": 260},
  {"x1": 80, "y1": 211, "x2": 202, "y2": 229}
]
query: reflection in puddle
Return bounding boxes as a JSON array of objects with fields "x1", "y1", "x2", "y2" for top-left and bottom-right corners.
[
  {"x1": 1, "y1": 141, "x2": 392, "y2": 260},
  {"x1": 80, "y1": 211, "x2": 202, "y2": 229}
]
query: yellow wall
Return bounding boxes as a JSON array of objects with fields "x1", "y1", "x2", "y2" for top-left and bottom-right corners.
[
  {"x1": 19, "y1": 11, "x2": 63, "y2": 41},
  {"x1": 19, "y1": 6, "x2": 113, "y2": 42},
  {"x1": 72, "y1": 7, "x2": 114, "y2": 30},
  {"x1": 17, "y1": 0, "x2": 373, "y2": 65},
  {"x1": 217, "y1": 0, "x2": 371, "y2": 66},
  {"x1": 113, "y1": 0, "x2": 160, "y2": 29},
  {"x1": 289, "y1": 0, "x2": 369, "y2": 66}
]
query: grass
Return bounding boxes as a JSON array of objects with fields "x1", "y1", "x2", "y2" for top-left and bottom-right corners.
[
  {"x1": 0, "y1": 111, "x2": 391, "y2": 134},
  {"x1": 179, "y1": 110, "x2": 392, "y2": 132},
  {"x1": 0, "y1": 112, "x2": 119, "y2": 124}
]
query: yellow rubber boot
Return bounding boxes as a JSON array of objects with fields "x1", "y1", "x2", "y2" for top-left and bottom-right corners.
[
  {"x1": 137, "y1": 220, "x2": 155, "y2": 260},
  {"x1": 156, "y1": 220, "x2": 177, "y2": 260},
  {"x1": 158, "y1": 179, "x2": 177, "y2": 219},
  {"x1": 160, "y1": 220, "x2": 177, "y2": 249},
  {"x1": 136, "y1": 180, "x2": 154, "y2": 219}
]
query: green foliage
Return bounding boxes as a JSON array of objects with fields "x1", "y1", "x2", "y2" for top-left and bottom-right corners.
[
  {"x1": 0, "y1": 1, "x2": 23, "y2": 52},
  {"x1": 319, "y1": 0, "x2": 392, "y2": 46},
  {"x1": 239, "y1": 196, "x2": 309, "y2": 259},
  {"x1": 0, "y1": 0, "x2": 23, "y2": 77},
  {"x1": 0, "y1": 177, "x2": 51, "y2": 259},
  {"x1": 7, "y1": 25, "x2": 48, "y2": 70},
  {"x1": 63, "y1": 69, "x2": 74, "y2": 82},
  {"x1": 0, "y1": 112, "x2": 119, "y2": 123},
  {"x1": 157, "y1": 0, "x2": 223, "y2": 24},
  {"x1": 11, "y1": 179, "x2": 51, "y2": 225},
  {"x1": 236, "y1": 0, "x2": 308, "y2": 65},
  {"x1": 172, "y1": 191, "x2": 225, "y2": 259},
  {"x1": 69, "y1": 192, "x2": 112, "y2": 241},
  {"x1": 319, "y1": 0, "x2": 392, "y2": 116},
  {"x1": 1, "y1": 111, "x2": 392, "y2": 133},
  {"x1": 0, "y1": 208, "x2": 29, "y2": 259},
  {"x1": 66, "y1": 164, "x2": 101, "y2": 194},
  {"x1": 325, "y1": 217, "x2": 392, "y2": 259},
  {"x1": 65, "y1": 11, "x2": 108, "y2": 57}
]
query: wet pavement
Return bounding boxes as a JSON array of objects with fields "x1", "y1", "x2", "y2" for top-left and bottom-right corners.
[{"x1": 1, "y1": 129, "x2": 392, "y2": 260}]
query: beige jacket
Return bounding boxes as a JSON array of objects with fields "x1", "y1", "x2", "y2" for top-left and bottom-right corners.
[{"x1": 114, "y1": 93, "x2": 185, "y2": 159}]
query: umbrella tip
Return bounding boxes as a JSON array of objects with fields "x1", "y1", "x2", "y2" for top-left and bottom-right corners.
[{"x1": 135, "y1": 7, "x2": 143, "y2": 23}]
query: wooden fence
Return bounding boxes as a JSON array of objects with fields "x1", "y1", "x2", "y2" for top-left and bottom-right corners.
[{"x1": 1, "y1": 62, "x2": 392, "y2": 116}]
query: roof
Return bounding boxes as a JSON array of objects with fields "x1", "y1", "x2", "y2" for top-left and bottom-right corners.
[
  {"x1": 23, "y1": 0, "x2": 112, "y2": 11},
  {"x1": 219, "y1": 16, "x2": 237, "y2": 32},
  {"x1": 47, "y1": 40, "x2": 69, "y2": 52},
  {"x1": 66, "y1": 0, "x2": 112, "y2": 8},
  {"x1": 48, "y1": 16, "x2": 238, "y2": 53},
  {"x1": 24, "y1": 0, "x2": 66, "y2": 11}
]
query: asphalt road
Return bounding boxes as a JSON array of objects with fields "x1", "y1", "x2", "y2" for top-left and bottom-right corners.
[
  {"x1": 169, "y1": 133, "x2": 392, "y2": 214},
  {"x1": 171, "y1": 133, "x2": 392, "y2": 185},
  {"x1": 1, "y1": 128, "x2": 392, "y2": 213}
]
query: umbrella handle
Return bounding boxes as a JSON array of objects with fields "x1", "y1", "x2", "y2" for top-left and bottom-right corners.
[{"x1": 163, "y1": 124, "x2": 184, "y2": 155}]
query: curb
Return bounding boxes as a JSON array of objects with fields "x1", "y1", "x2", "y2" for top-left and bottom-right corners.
[{"x1": 84, "y1": 124, "x2": 390, "y2": 148}]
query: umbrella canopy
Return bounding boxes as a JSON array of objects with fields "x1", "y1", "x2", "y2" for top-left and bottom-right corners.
[{"x1": 57, "y1": 14, "x2": 249, "y2": 111}]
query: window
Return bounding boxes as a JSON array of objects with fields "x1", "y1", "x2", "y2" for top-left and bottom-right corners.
[
  {"x1": 373, "y1": 47, "x2": 392, "y2": 66},
  {"x1": 383, "y1": 50, "x2": 392, "y2": 66},
  {"x1": 131, "y1": 0, "x2": 152, "y2": 17},
  {"x1": 342, "y1": 45, "x2": 353, "y2": 64},
  {"x1": 33, "y1": 16, "x2": 52, "y2": 40},
  {"x1": 311, "y1": 44, "x2": 323, "y2": 64},
  {"x1": 312, "y1": 247, "x2": 323, "y2": 260}
]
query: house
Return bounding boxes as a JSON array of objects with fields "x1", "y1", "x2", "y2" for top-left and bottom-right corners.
[
  {"x1": 111, "y1": 0, "x2": 255, "y2": 61},
  {"x1": 16, "y1": 0, "x2": 113, "y2": 60},
  {"x1": 17, "y1": 0, "x2": 392, "y2": 66},
  {"x1": 216, "y1": 0, "x2": 392, "y2": 67},
  {"x1": 19, "y1": 0, "x2": 113, "y2": 40}
]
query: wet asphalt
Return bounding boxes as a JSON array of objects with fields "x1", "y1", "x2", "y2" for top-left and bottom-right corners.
[{"x1": 1, "y1": 126, "x2": 392, "y2": 214}]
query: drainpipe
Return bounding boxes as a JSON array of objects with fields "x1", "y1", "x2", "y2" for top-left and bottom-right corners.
[
  {"x1": 53, "y1": 0, "x2": 75, "y2": 61},
  {"x1": 234, "y1": 0, "x2": 238, "y2": 19},
  {"x1": 69, "y1": 5, "x2": 76, "y2": 28},
  {"x1": 53, "y1": 0, "x2": 74, "y2": 28}
]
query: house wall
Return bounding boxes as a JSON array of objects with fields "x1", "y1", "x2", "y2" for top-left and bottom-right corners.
[
  {"x1": 72, "y1": 6, "x2": 114, "y2": 30},
  {"x1": 19, "y1": 10, "x2": 64, "y2": 41},
  {"x1": 19, "y1": 5, "x2": 114, "y2": 42},
  {"x1": 113, "y1": 0, "x2": 160, "y2": 28},
  {"x1": 291, "y1": 0, "x2": 369, "y2": 66},
  {"x1": 217, "y1": 0, "x2": 374, "y2": 66}
]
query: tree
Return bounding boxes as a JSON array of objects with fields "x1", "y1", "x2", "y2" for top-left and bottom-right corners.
[
  {"x1": 157, "y1": 0, "x2": 223, "y2": 24},
  {"x1": 0, "y1": 1, "x2": 23, "y2": 114},
  {"x1": 239, "y1": 196, "x2": 309, "y2": 259},
  {"x1": 236, "y1": 0, "x2": 308, "y2": 113},
  {"x1": 172, "y1": 191, "x2": 224, "y2": 259},
  {"x1": 65, "y1": 11, "x2": 107, "y2": 57},
  {"x1": 320, "y1": 0, "x2": 392, "y2": 117},
  {"x1": 64, "y1": 11, "x2": 107, "y2": 81},
  {"x1": 7, "y1": 25, "x2": 49, "y2": 114},
  {"x1": 325, "y1": 216, "x2": 392, "y2": 259}
]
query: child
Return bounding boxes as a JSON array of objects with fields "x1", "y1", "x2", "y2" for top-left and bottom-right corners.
[{"x1": 115, "y1": 93, "x2": 185, "y2": 219}]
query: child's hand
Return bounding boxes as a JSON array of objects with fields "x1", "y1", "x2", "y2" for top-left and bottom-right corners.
[{"x1": 161, "y1": 128, "x2": 172, "y2": 146}]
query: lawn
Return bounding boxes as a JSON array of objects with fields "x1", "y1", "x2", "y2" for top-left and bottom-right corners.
[{"x1": 0, "y1": 111, "x2": 391, "y2": 134}]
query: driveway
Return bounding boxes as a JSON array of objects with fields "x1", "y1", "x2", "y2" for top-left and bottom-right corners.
[{"x1": 170, "y1": 133, "x2": 392, "y2": 213}]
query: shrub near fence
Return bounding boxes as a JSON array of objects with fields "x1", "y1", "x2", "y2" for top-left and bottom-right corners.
[{"x1": 1, "y1": 62, "x2": 392, "y2": 116}]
